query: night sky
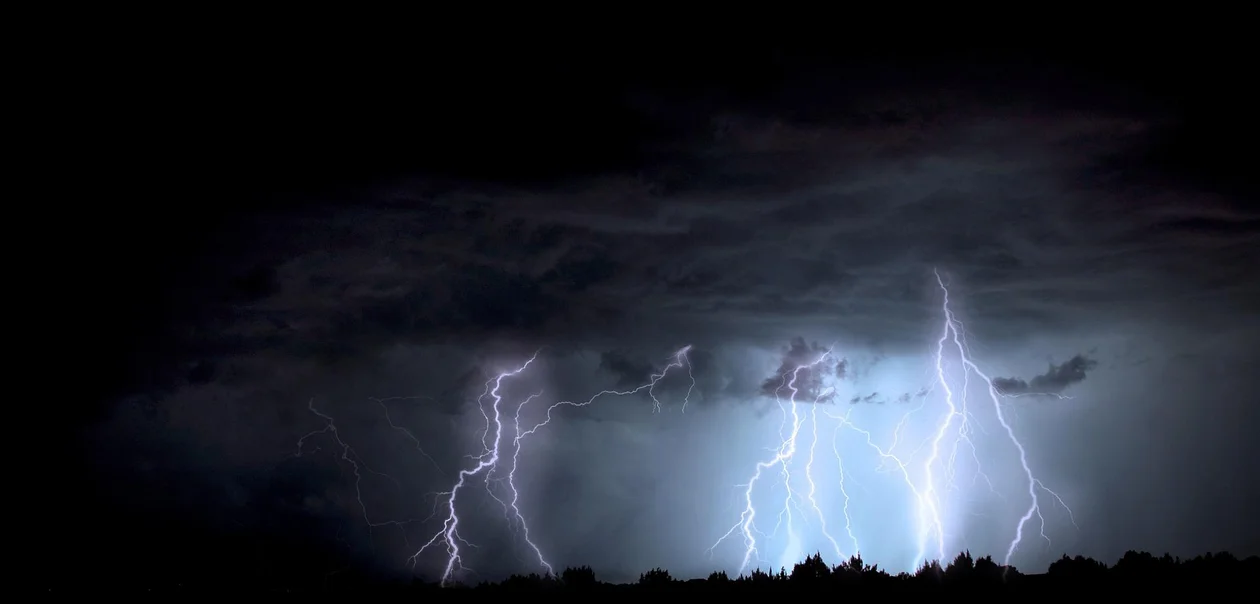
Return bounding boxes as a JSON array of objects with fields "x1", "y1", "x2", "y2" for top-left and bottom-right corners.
[{"x1": 60, "y1": 37, "x2": 1258, "y2": 589}]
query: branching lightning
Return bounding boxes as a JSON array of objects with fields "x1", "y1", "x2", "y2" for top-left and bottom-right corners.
[
  {"x1": 295, "y1": 346, "x2": 693, "y2": 586},
  {"x1": 708, "y1": 350, "x2": 850, "y2": 571},
  {"x1": 404, "y1": 346, "x2": 696, "y2": 584},
  {"x1": 288, "y1": 271, "x2": 1081, "y2": 584},
  {"x1": 931, "y1": 269, "x2": 1077, "y2": 568},
  {"x1": 709, "y1": 269, "x2": 1077, "y2": 576},
  {"x1": 287, "y1": 400, "x2": 428, "y2": 547}
]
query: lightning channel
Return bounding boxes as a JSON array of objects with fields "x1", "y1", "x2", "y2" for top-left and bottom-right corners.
[
  {"x1": 806, "y1": 402, "x2": 846, "y2": 562},
  {"x1": 412, "y1": 346, "x2": 694, "y2": 585},
  {"x1": 410, "y1": 353, "x2": 539, "y2": 585},
  {"x1": 706, "y1": 270, "x2": 1076, "y2": 578},
  {"x1": 287, "y1": 268, "x2": 1083, "y2": 584},
  {"x1": 290, "y1": 399, "x2": 425, "y2": 548},
  {"x1": 933, "y1": 269, "x2": 1076, "y2": 568},
  {"x1": 709, "y1": 350, "x2": 836, "y2": 574}
]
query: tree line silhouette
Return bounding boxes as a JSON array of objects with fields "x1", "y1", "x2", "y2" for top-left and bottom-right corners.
[
  {"x1": 73, "y1": 549, "x2": 1257, "y2": 594},
  {"x1": 371, "y1": 550, "x2": 1259, "y2": 596}
]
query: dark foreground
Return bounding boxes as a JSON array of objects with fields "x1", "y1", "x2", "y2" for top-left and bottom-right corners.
[{"x1": 54, "y1": 550, "x2": 1258, "y2": 595}]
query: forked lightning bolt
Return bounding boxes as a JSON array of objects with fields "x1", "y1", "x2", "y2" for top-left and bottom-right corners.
[
  {"x1": 286, "y1": 400, "x2": 425, "y2": 547},
  {"x1": 931, "y1": 269, "x2": 1076, "y2": 568},
  {"x1": 290, "y1": 269, "x2": 1079, "y2": 583},
  {"x1": 709, "y1": 350, "x2": 856, "y2": 572},
  {"x1": 410, "y1": 346, "x2": 695, "y2": 585},
  {"x1": 711, "y1": 269, "x2": 1076, "y2": 576}
]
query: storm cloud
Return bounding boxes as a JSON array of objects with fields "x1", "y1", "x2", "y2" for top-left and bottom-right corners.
[
  {"x1": 759, "y1": 337, "x2": 842, "y2": 402},
  {"x1": 72, "y1": 47, "x2": 1260, "y2": 588},
  {"x1": 95, "y1": 105, "x2": 1258, "y2": 584},
  {"x1": 993, "y1": 354, "x2": 1100, "y2": 396},
  {"x1": 600, "y1": 350, "x2": 657, "y2": 390}
]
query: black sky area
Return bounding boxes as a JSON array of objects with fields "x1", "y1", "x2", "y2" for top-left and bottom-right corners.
[{"x1": 54, "y1": 31, "x2": 1259, "y2": 591}]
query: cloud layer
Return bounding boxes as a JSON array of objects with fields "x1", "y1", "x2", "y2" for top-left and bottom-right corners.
[
  {"x1": 73, "y1": 57, "x2": 1260, "y2": 587},
  {"x1": 993, "y1": 355, "x2": 1100, "y2": 396}
]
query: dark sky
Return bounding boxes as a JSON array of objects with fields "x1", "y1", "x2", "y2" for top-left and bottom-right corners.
[{"x1": 59, "y1": 36, "x2": 1259, "y2": 589}]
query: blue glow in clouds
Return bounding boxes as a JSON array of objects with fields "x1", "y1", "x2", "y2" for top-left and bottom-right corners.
[
  {"x1": 294, "y1": 272, "x2": 1078, "y2": 584},
  {"x1": 707, "y1": 271, "x2": 1076, "y2": 576}
]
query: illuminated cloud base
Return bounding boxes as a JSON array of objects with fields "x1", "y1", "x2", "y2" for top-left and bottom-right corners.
[{"x1": 292, "y1": 272, "x2": 1078, "y2": 585}]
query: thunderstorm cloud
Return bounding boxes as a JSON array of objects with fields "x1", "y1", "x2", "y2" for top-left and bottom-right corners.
[
  {"x1": 759, "y1": 337, "x2": 835, "y2": 402},
  {"x1": 71, "y1": 45, "x2": 1260, "y2": 588},
  {"x1": 835, "y1": 357, "x2": 850, "y2": 380},
  {"x1": 992, "y1": 354, "x2": 1100, "y2": 396},
  {"x1": 600, "y1": 350, "x2": 657, "y2": 390}
]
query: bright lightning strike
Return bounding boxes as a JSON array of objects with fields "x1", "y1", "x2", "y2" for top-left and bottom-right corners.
[
  {"x1": 709, "y1": 350, "x2": 848, "y2": 572},
  {"x1": 408, "y1": 346, "x2": 695, "y2": 586},
  {"x1": 710, "y1": 269, "x2": 1076, "y2": 577},
  {"x1": 290, "y1": 269, "x2": 1080, "y2": 584},
  {"x1": 931, "y1": 269, "x2": 1077, "y2": 568}
]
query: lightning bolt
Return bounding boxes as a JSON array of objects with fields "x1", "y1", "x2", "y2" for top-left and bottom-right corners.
[
  {"x1": 408, "y1": 353, "x2": 539, "y2": 584},
  {"x1": 287, "y1": 400, "x2": 426, "y2": 547},
  {"x1": 710, "y1": 269, "x2": 1076, "y2": 577},
  {"x1": 931, "y1": 269, "x2": 1077, "y2": 568},
  {"x1": 410, "y1": 346, "x2": 694, "y2": 585},
  {"x1": 805, "y1": 402, "x2": 848, "y2": 562},
  {"x1": 709, "y1": 350, "x2": 853, "y2": 573},
  {"x1": 289, "y1": 268, "x2": 1080, "y2": 585}
]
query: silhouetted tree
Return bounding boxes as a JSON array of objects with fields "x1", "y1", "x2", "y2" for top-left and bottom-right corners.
[
  {"x1": 857, "y1": 558, "x2": 886, "y2": 585},
  {"x1": 156, "y1": 548, "x2": 1256, "y2": 594},
  {"x1": 744, "y1": 568, "x2": 774, "y2": 585},
  {"x1": 915, "y1": 559, "x2": 943, "y2": 583},
  {"x1": 791, "y1": 552, "x2": 830, "y2": 585},
  {"x1": 501, "y1": 572, "x2": 555, "y2": 590},
  {"x1": 831, "y1": 554, "x2": 864, "y2": 584},
  {"x1": 560, "y1": 565, "x2": 597, "y2": 588},
  {"x1": 1047, "y1": 554, "x2": 1107, "y2": 583},
  {"x1": 944, "y1": 550, "x2": 974, "y2": 584},
  {"x1": 973, "y1": 554, "x2": 1002, "y2": 583},
  {"x1": 638, "y1": 567, "x2": 673, "y2": 588},
  {"x1": 843, "y1": 553, "x2": 868, "y2": 573},
  {"x1": 1113, "y1": 549, "x2": 1174, "y2": 584}
]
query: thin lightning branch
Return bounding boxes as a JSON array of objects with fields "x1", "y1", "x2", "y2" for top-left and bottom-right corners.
[
  {"x1": 919, "y1": 315, "x2": 960, "y2": 565},
  {"x1": 680, "y1": 356, "x2": 698, "y2": 413},
  {"x1": 372, "y1": 397, "x2": 445, "y2": 475},
  {"x1": 708, "y1": 270, "x2": 1076, "y2": 578},
  {"x1": 409, "y1": 354, "x2": 539, "y2": 584},
  {"x1": 518, "y1": 346, "x2": 693, "y2": 438},
  {"x1": 805, "y1": 403, "x2": 845, "y2": 562},
  {"x1": 709, "y1": 351, "x2": 836, "y2": 573},
  {"x1": 824, "y1": 404, "x2": 933, "y2": 572},
  {"x1": 290, "y1": 400, "x2": 427, "y2": 546},
  {"x1": 289, "y1": 270, "x2": 1081, "y2": 584},
  {"x1": 829, "y1": 420, "x2": 860, "y2": 556},
  {"x1": 932, "y1": 268, "x2": 1075, "y2": 569},
  {"x1": 413, "y1": 346, "x2": 694, "y2": 585},
  {"x1": 506, "y1": 392, "x2": 553, "y2": 576}
]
